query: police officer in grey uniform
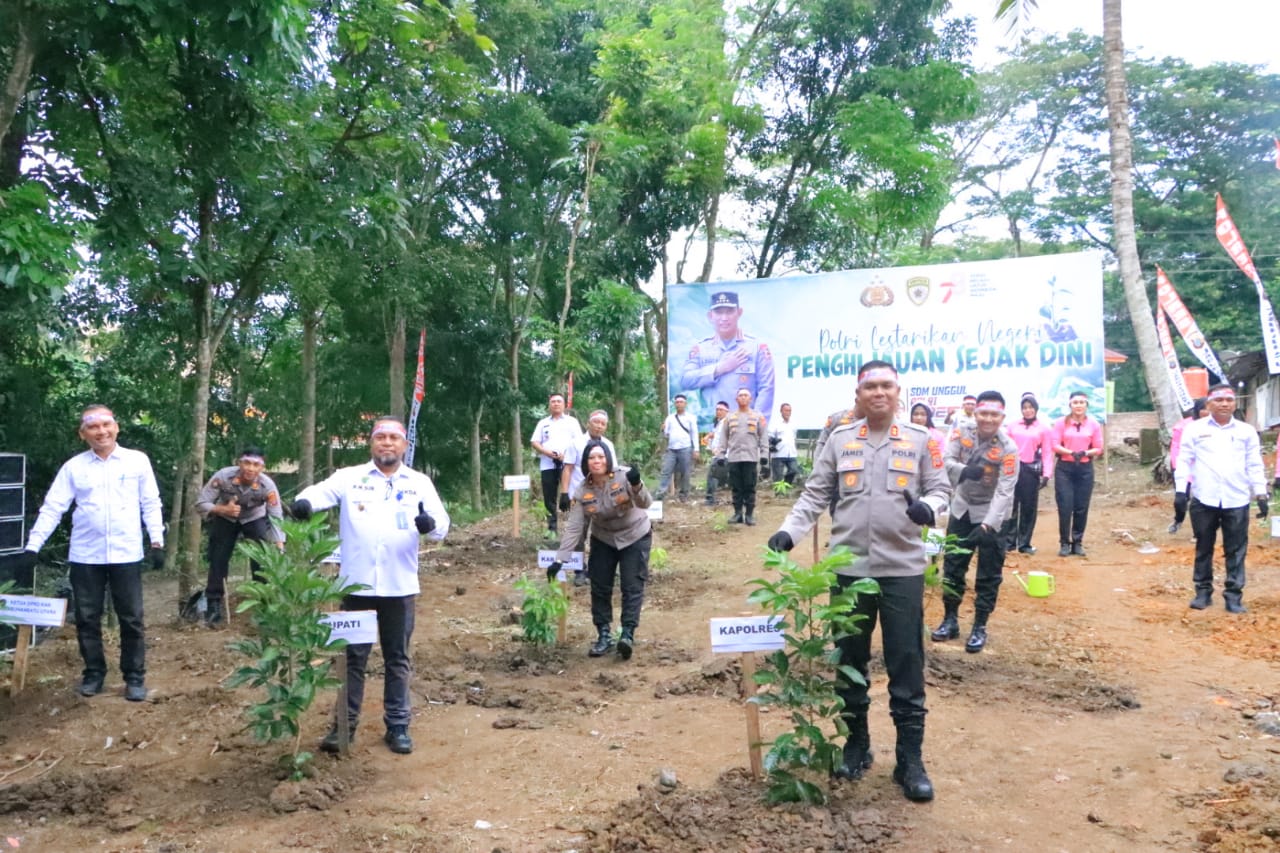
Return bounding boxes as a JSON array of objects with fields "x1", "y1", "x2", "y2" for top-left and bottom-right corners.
[
  {"x1": 681, "y1": 291, "x2": 775, "y2": 425},
  {"x1": 767, "y1": 360, "x2": 950, "y2": 803},
  {"x1": 712, "y1": 388, "x2": 769, "y2": 525},
  {"x1": 931, "y1": 391, "x2": 1019, "y2": 654}
]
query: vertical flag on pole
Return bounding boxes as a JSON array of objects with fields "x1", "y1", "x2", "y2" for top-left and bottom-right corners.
[
  {"x1": 1156, "y1": 307, "x2": 1194, "y2": 412},
  {"x1": 1155, "y1": 266, "x2": 1225, "y2": 379},
  {"x1": 405, "y1": 328, "x2": 426, "y2": 468},
  {"x1": 566, "y1": 371, "x2": 574, "y2": 411},
  {"x1": 1215, "y1": 193, "x2": 1280, "y2": 374}
]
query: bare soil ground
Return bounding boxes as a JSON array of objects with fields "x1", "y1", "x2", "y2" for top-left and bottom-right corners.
[{"x1": 2, "y1": 452, "x2": 1279, "y2": 852}]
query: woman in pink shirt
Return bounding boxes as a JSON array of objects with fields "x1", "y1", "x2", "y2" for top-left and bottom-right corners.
[
  {"x1": 1169, "y1": 398, "x2": 1207, "y2": 480},
  {"x1": 1003, "y1": 393, "x2": 1055, "y2": 554},
  {"x1": 910, "y1": 402, "x2": 947, "y2": 447},
  {"x1": 1051, "y1": 391, "x2": 1104, "y2": 557}
]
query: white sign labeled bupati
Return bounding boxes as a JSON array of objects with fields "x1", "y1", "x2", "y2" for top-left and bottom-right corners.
[
  {"x1": 536, "y1": 550, "x2": 584, "y2": 572},
  {"x1": 0, "y1": 595, "x2": 67, "y2": 628},
  {"x1": 710, "y1": 616, "x2": 785, "y2": 654},
  {"x1": 646, "y1": 500, "x2": 664, "y2": 521},
  {"x1": 503, "y1": 475, "x2": 531, "y2": 491},
  {"x1": 320, "y1": 610, "x2": 378, "y2": 645}
]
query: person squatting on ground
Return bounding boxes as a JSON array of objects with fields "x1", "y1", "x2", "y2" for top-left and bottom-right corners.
[
  {"x1": 712, "y1": 388, "x2": 768, "y2": 525},
  {"x1": 703, "y1": 400, "x2": 729, "y2": 505},
  {"x1": 932, "y1": 391, "x2": 1019, "y2": 654},
  {"x1": 769, "y1": 403, "x2": 800, "y2": 485},
  {"x1": 1173, "y1": 383, "x2": 1266, "y2": 614},
  {"x1": 292, "y1": 416, "x2": 450, "y2": 755},
  {"x1": 549, "y1": 440, "x2": 652, "y2": 661},
  {"x1": 194, "y1": 447, "x2": 284, "y2": 626},
  {"x1": 530, "y1": 392, "x2": 582, "y2": 535},
  {"x1": 21, "y1": 404, "x2": 165, "y2": 701},
  {"x1": 1051, "y1": 390, "x2": 1103, "y2": 556},
  {"x1": 657, "y1": 394, "x2": 699, "y2": 502},
  {"x1": 1002, "y1": 393, "x2": 1054, "y2": 554},
  {"x1": 766, "y1": 360, "x2": 950, "y2": 802}
]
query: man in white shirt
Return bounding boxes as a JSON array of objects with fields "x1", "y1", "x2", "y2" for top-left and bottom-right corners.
[
  {"x1": 529, "y1": 393, "x2": 582, "y2": 535},
  {"x1": 769, "y1": 403, "x2": 800, "y2": 485},
  {"x1": 293, "y1": 416, "x2": 450, "y2": 755},
  {"x1": 21, "y1": 405, "x2": 165, "y2": 701},
  {"x1": 1174, "y1": 383, "x2": 1267, "y2": 614},
  {"x1": 657, "y1": 394, "x2": 699, "y2": 501}
]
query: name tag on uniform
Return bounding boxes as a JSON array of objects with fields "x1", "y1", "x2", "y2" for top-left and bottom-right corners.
[{"x1": 396, "y1": 511, "x2": 408, "y2": 530}]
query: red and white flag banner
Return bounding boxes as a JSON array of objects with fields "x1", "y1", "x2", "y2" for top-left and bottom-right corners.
[
  {"x1": 1156, "y1": 306, "x2": 1194, "y2": 412},
  {"x1": 405, "y1": 328, "x2": 426, "y2": 467},
  {"x1": 1215, "y1": 194, "x2": 1280, "y2": 374},
  {"x1": 566, "y1": 371, "x2": 574, "y2": 411},
  {"x1": 1155, "y1": 266, "x2": 1225, "y2": 379}
]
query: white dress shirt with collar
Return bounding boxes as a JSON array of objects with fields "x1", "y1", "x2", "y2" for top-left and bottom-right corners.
[
  {"x1": 26, "y1": 446, "x2": 165, "y2": 563},
  {"x1": 296, "y1": 462, "x2": 450, "y2": 596},
  {"x1": 1175, "y1": 416, "x2": 1266, "y2": 509},
  {"x1": 662, "y1": 412, "x2": 698, "y2": 451}
]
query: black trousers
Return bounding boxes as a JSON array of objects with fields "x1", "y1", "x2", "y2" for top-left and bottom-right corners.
[
  {"x1": 1189, "y1": 500, "x2": 1249, "y2": 600},
  {"x1": 205, "y1": 515, "x2": 272, "y2": 601},
  {"x1": 69, "y1": 560, "x2": 145, "y2": 684},
  {"x1": 728, "y1": 461, "x2": 758, "y2": 513},
  {"x1": 942, "y1": 513, "x2": 1005, "y2": 616},
  {"x1": 1054, "y1": 460, "x2": 1094, "y2": 545},
  {"x1": 588, "y1": 532, "x2": 651, "y2": 630},
  {"x1": 1002, "y1": 463, "x2": 1042, "y2": 550},
  {"x1": 540, "y1": 466, "x2": 563, "y2": 531},
  {"x1": 833, "y1": 573, "x2": 926, "y2": 721},
  {"x1": 341, "y1": 594, "x2": 416, "y2": 729}
]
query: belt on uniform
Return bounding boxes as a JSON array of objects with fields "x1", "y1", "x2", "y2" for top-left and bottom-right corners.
[{"x1": 1058, "y1": 456, "x2": 1092, "y2": 463}]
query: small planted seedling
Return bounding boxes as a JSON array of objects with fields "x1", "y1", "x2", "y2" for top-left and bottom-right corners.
[{"x1": 514, "y1": 574, "x2": 570, "y2": 646}]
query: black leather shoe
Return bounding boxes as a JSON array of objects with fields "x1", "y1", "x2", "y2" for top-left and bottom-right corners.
[
  {"x1": 77, "y1": 676, "x2": 105, "y2": 697},
  {"x1": 124, "y1": 683, "x2": 148, "y2": 702},
  {"x1": 1018, "y1": 546, "x2": 1037, "y2": 555},
  {"x1": 1224, "y1": 599, "x2": 1248, "y2": 614},
  {"x1": 573, "y1": 571, "x2": 588, "y2": 588},
  {"x1": 1189, "y1": 590, "x2": 1212, "y2": 610},
  {"x1": 1071, "y1": 543, "x2": 1086, "y2": 557},
  {"x1": 965, "y1": 625, "x2": 988, "y2": 654},
  {"x1": 1058, "y1": 544, "x2": 1071, "y2": 557},
  {"x1": 930, "y1": 615, "x2": 959, "y2": 642},
  {"x1": 616, "y1": 628, "x2": 635, "y2": 661},
  {"x1": 384, "y1": 725, "x2": 413, "y2": 755}
]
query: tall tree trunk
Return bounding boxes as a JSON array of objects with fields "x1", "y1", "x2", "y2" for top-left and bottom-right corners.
[
  {"x1": 164, "y1": 455, "x2": 186, "y2": 573},
  {"x1": 300, "y1": 308, "x2": 317, "y2": 487},
  {"x1": 557, "y1": 140, "x2": 599, "y2": 378},
  {"x1": 507, "y1": 333, "x2": 523, "y2": 476},
  {"x1": 470, "y1": 403, "x2": 484, "y2": 509},
  {"x1": 387, "y1": 301, "x2": 406, "y2": 419},
  {"x1": 0, "y1": 6, "x2": 38, "y2": 152},
  {"x1": 1102, "y1": 0, "x2": 1178, "y2": 430},
  {"x1": 179, "y1": 332, "x2": 213, "y2": 605}
]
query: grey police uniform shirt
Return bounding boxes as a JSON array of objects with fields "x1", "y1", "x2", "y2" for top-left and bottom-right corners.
[
  {"x1": 681, "y1": 332, "x2": 775, "y2": 425},
  {"x1": 943, "y1": 424, "x2": 1019, "y2": 529},
  {"x1": 555, "y1": 469, "x2": 652, "y2": 562},
  {"x1": 778, "y1": 419, "x2": 950, "y2": 579},
  {"x1": 814, "y1": 406, "x2": 859, "y2": 458},
  {"x1": 712, "y1": 409, "x2": 769, "y2": 463},
  {"x1": 195, "y1": 466, "x2": 285, "y2": 542}
]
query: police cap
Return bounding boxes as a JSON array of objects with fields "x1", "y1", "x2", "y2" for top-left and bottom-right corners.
[{"x1": 709, "y1": 291, "x2": 739, "y2": 309}]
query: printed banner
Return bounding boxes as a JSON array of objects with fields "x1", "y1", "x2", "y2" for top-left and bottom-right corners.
[
  {"x1": 1215, "y1": 194, "x2": 1280, "y2": 374},
  {"x1": 668, "y1": 253, "x2": 1106, "y2": 430},
  {"x1": 1156, "y1": 307, "x2": 1195, "y2": 412},
  {"x1": 405, "y1": 328, "x2": 426, "y2": 467},
  {"x1": 1155, "y1": 267, "x2": 1225, "y2": 380}
]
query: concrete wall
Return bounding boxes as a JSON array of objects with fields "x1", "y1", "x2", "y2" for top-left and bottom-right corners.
[{"x1": 1105, "y1": 411, "x2": 1160, "y2": 449}]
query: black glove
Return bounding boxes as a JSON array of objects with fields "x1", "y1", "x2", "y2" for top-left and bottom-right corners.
[
  {"x1": 902, "y1": 490, "x2": 934, "y2": 527},
  {"x1": 17, "y1": 550, "x2": 37, "y2": 573},
  {"x1": 149, "y1": 548, "x2": 166, "y2": 571},
  {"x1": 767, "y1": 531, "x2": 794, "y2": 552},
  {"x1": 626, "y1": 466, "x2": 641, "y2": 487},
  {"x1": 1173, "y1": 492, "x2": 1188, "y2": 524},
  {"x1": 289, "y1": 499, "x2": 312, "y2": 520},
  {"x1": 1039, "y1": 476, "x2": 1049, "y2": 490},
  {"x1": 768, "y1": 436, "x2": 780, "y2": 451},
  {"x1": 414, "y1": 501, "x2": 436, "y2": 534},
  {"x1": 559, "y1": 493, "x2": 571, "y2": 513},
  {"x1": 1273, "y1": 477, "x2": 1280, "y2": 496},
  {"x1": 966, "y1": 524, "x2": 996, "y2": 546},
  {"x1": 1257, "y1": 497, "x2": 1269, "y2": 520},
  {"x1": 546, "y1": 561, "x2": 563, "y2": 583},
  {"x1": 958, "y1": 463, "x2": 985, "y2": 483},
  {"x1": 1072, "y1": 450, "x2": 1086, "y2": 462}
]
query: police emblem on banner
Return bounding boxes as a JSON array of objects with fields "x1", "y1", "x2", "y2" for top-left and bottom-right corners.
[
  {"x1": 906, "y1": 276, "x2": 930, "y2": 306},
  {"x1": 860, "y1": 284, "x2": 894, "y2": 307}
]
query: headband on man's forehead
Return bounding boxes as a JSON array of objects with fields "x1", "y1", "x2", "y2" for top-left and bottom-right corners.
[
  {"x1": 1207, "y1": 387, "x2": 1236, "y2": 401},
  {"x1": 371, "y1": 421, "x2": 407, "y2": 438},
  {"x1": 857, "y1": 367, "x2": 897, "y2": 386},
  {"x1": 975, "y1": 400, "x2": 1005, "y2": 413},
  {"x1": 239, "y1": 453, "x2": 265, "y2": 464},
  {"x1": 81, "y1": 410, "x2": 115, "y2": 427}
]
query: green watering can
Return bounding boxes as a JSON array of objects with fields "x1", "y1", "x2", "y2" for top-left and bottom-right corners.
[{"x1": 1013, "y1": 570, "x2": 1054, "y2": 598}]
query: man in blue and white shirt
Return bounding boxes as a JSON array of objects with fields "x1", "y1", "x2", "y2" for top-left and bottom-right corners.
[
  {"x1": 293, "y1": 415, "x2": 450, "y2": 755},
  {"x1": 657, "y1": 395, "x2": 698, "y2": 502},
  {"x1": 22, "y1": 404, "x2": 165, "y2": 701},
  {"x1": 1174, "y1": 383, "x2": 1267, "y2": 614}
]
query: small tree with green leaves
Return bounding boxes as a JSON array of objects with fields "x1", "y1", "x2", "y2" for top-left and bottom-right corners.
[
  {"x1": 513, "y1": 574, "x2": 570, "y2": 646},
  {"x1": 226, "y1": 517, "x2": 368, "y2": 780},
  {"x1": 747, "y1": 546, "x2": 877, "y2": 805},
  {"x1": 772, "y1": 480, "x2": 794, "y2": 498}
]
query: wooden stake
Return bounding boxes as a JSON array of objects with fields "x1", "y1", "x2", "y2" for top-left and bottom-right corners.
[
  {"x1": 335, "y1": 654, "x2": 351, "y2": 755},
  {"x1": 812, "y1": 524, "x2": 820, "y2": 564},
  {"x1": 512, "y1": 490, "x2": 521, "y2": 538},
  {"x1": 10, "y1": 624, "x2": 32, "y2": 697},
  {"x1": 557, "y1": 579, "x2": 569, "y2": 644},
  {"x1": 739, "y1": 651, "x2": 764, "y2": 780}
]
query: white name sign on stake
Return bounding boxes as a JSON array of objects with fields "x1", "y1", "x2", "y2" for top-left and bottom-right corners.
[
  {"x1": 0, "y1": 594, "x2": 68, "y2": 628},
  {"x1": 646, "y1": 500, "x2": 664, "y2": 521},
  {"x1": 503, "y1": 475, "x2": 531, "y2": 491},
  {"x1": 537, "y1": 550, "x2": 584, "y2": 576},
  {"x1": 924, "y1": 527, "x2": 945, "y2": 556},
  {"x1": 709, "y1": 616, "x2": 786, "y2": 654},
  {"x1": 320, "y1": 610, "x2": 379, "y2": 645}
]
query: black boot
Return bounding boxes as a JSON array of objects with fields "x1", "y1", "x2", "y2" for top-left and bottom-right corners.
[
  {"x1": 965, "y1": 613, "x2": 989, "y2": 654},
  {"x1": 1223, "y1": 595, "x2": 1248, "y2": 614},
  {"x1": 616, "y1": 627, "x2": 635, "y2": 661},
  {"x1": 892, "y1": 720, "x2": 934, "y2": 802},
  {"x1": 204, "y1": 597, "x2": 225, "y2": 627},
  {"x1": 1189, "y1": 589, "x2": 1212, "y2": 610},
  {"x1": 833, "y1": 709, "x2": 873, "y2": 781},
  {"x1": 730, "y1": 508, "x2": 744, "y2": 524},
  {"x1": 744, "y1": 511, "x2": 756, "y2": 526},
  {"x1": 320, "y1": 720, "x2": 358, "y2": 754},
  {"x1": 589, "y1": 626, "x2": 615, "y2": 657},
  {"x1": 930, "y1": 600, "x2": 960, "y2": 642}
]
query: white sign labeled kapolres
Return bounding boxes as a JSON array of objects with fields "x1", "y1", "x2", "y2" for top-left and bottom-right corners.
[
  {"x1": 537, "y1": 550, "x2": 584, "y2": 573},
  {"x1": 320, "y1": 610, "x2": 379, "y2": 646},
  {"x1": 709, "y1": 616, "x2": 785, "y2": 654},
  {"x1": 0, "y1": 595, "x2": 68, "y2": 628}
]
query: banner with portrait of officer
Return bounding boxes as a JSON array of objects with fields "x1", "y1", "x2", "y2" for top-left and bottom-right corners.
[{"x1": 668, "y1": 252, "x2": 1106, "y2": 431}]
